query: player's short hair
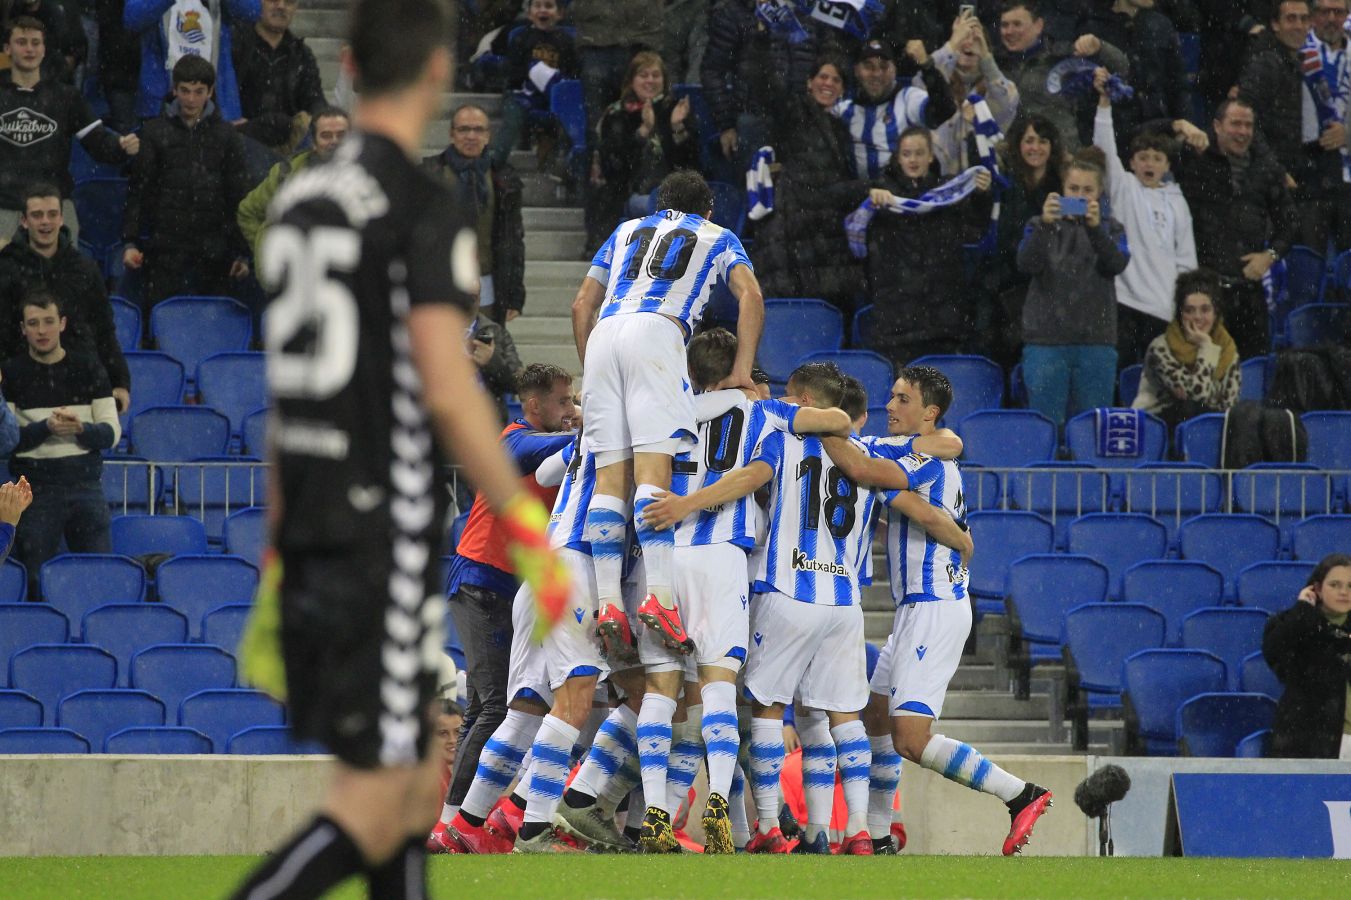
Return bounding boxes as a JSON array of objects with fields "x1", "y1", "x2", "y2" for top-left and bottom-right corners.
[
  {"x1": 349, "y1": 0, "x2": 455, "y2": 96},
  {"x1": 172, "y1": 54, "x2": 216, "y2": 88},
  {"x1": 20, "y1": 287, "x2": 62, "y2": 319},
  {"x1": 6, "y1": 15, "x2": 45, "y2": 42},
  {"x1": 21, "y1": 182, "x2": 60, "y2": 209},
  {"x1": 896, "y1": 365, "x2": 953, "y2": 420},
  {"x1": 751, "y1": 366, "x2": 770, "y2": 386},
  {"x1": 656, "y1": 170, "x2": 714, "y2": 218},
  {"x1": 786, "y1": 362, "x2": 845, "y2": 408},
  {"x1": 686, "y1": 327, "x2": 737, "y2": 391},
  {"x1": 517, "y1": 363, "x2": 572, "y2": 399},
  {"x1": 310, "y1": 104, "x2": 350, "y2": 131},
  {"x1": 839, "y1": 375, "x2": 868, "y2": 422}
]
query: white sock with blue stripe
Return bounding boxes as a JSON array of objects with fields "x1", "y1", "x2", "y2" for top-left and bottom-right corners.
[
  {"x1": 729, "y1": 764, "x2": 751, "y2": 847},
  {"x1": 570, "y1": 704, "x2": 637, "y2": 800},
  {"x1": 830, "y1": 720, "x2": 872, "y2": 836},
  {"x1": 867, "y1": 733, "x2": 902, "y2": 839},
  {"x1": 633, "y1": 484, "x2": 674, "y2": 607},
  {"x1": 637, "y1": 693, "x2": 677, "y2": 815},
  {"x1": 700, "y1": 681, "x2": 740, "y2": 798},
  {"x1": 919, "y1": 733, "x2": 1024, "y2": 803},
  {"x1": 460, "y1": 709, "x2": 542, "y2": 819},
  {"x1": 585, "y1": 495, "x2": 629, "y2": 607},
  {"x1": 797, "y1": 711, "x2": 836, "y2": 841},
  {"x1": 523, "y1": 715, "x2": 580, "y2": 825},
  {"x1": 666, "y1": 706, "x2": 703, "y2": 817},
  {"x1": 597, "y1": 748, "x2": 642, "y2": 817},
  {"x1": 748, "y1": 717, "x2": 785, "y2": 833}
]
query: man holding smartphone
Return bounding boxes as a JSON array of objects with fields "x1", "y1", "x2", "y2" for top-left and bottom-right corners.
[{"x1": 469, "y1": 307, "x2": 526, "y2": 425}]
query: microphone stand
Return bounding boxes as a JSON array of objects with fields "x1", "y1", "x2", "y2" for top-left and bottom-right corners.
[{"x1": 1098, "y1": 805, "x2": 1114, "y2": 856}]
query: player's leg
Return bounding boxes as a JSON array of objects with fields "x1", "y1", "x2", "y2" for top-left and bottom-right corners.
[
  {"x1": 516, "y1": 673, "x2": 601, "y2": 852},
  {"x1": 728, "y1": 762, "x2": 752, "y2": 850},
  {"x1": 632, "y1": 449, "x2": 684, "y2": 641},
  {"x1": 698, "y1": 664, "x2": 741, "y2": 854},
  {"x1": 634, "y1": 666, "x2": 684, "y2": 852},
  {"x1": 443, "y1": 696, "x2": 546, "y2": 854},
  {"x1": 792, "y1": 707, "x2": 837, "y2": 854},
  {"x1": 586, "y1": 458, "x2": 633, "y2": 643},
  {"x1": 666, "y1": 677, "x2": 704, "y2": 831},
  {"x1": 555, "y1": 674, "x2": 643, "y2": 851},
  {"x1": 863, "y1": 691, "x2": 903, "y2": 854}
]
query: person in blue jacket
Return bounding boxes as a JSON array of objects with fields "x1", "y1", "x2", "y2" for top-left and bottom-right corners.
[{"x1": 124, "y1": 0, "x2": 261, "y2": 122}]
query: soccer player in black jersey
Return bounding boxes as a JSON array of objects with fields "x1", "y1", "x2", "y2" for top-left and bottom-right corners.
[{"x1": 231, "y1": 1, "x2": 570, "y2": 897}]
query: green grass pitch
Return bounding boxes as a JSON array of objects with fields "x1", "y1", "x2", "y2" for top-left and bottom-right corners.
[{"x1": 2, "y1": 856, "x2": 1347, "y2": 899}]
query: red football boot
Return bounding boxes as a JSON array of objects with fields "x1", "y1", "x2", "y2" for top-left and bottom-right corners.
[
  {"x1": 1003, "y1": 785, "x2": 1053, "y2": 856},
  {"x1": 841, "y1": 831, "x2": 875, "y2": 856},
  {"x1": 745, "y1": 827, "x2": 791, "y2": 854},
  {"x1": 637, "y1": 594, "x2": 695, "y2": 654},
  {"x1": 448, "y1": 812, "x2": 514, "y2": 854}
]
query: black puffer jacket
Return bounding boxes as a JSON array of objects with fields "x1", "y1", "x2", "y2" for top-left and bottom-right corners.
[
  {"x1": 701, "y1": 0, "x2": 818, "y2": 133},
  {"x1": 123, "y1": 102, "x2": 251, "y2": 262},
  {"x1": 1077, "y1": 7, "x2": 1190, "y2": 155},
  {"x1": 1238, "y1": 32, "x2": 1343, "y2": 191},
  {"x1": 231, "y1": 27, "x2": 326, "y2": 150},
  {"x1": 0, "y1": 228, "x2": 130, "y2": 391},
  {"x1": 1263, "y1": 601, "x2": 1351, "y2": 759}
]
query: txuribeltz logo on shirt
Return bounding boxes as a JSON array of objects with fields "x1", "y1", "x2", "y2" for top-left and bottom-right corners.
[
  {"x1": 0, "y1": 107, "x2": 58, "y2": 148},
  {"x1": 791, "y1": 548, "x2": 849, "y2": 577}
]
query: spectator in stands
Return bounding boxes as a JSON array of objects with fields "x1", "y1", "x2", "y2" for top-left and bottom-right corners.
[
  {"x1": 1152, "y1": 97, "x2": 1299, "y2": 358},
  {"x1": 491, "y1": 0, "x2": 580, "y2": 172},
  {"x1": 0, "y1": 477, "x2": 34, "y2": 566},
  {"x1": 587, "y1": 51, "x2": 697, "y2": 250},
  {"x1": 664, "y1": 0, "x2": 709, "y2": 85},
  {"x1": 1239, "y1": 0, "x2": 1349, "y2": 252},
  {"x1": 978, "y1": 111, "x2": 1065, "y2": 368},
  {"x1": 0, "y1": 16, "x2": 140, "y2": 247},
  {"x1": 926, "y1": 9, "x2": 1020, "y2": 176},
  {"x1": 122, "y1": 56, "x2": 252, "y2": 311},
  {"x1": 5, "y1": 0, "x2": 85, "y2": 82},
  {"x1": 753, "y1": 56, "x2": 869, "y2": 317},
  {"x1": 1017, "y1": 146, "x2": 1131, "y2": 427},
  {"x1": 425, "y1": 104, "x2": 527, "y2": 323},
  {"x1": 1192, "y1": 1, "x2": 1269, "y2": 114},
  {"x1": 469, "y1": 307, "x2": 525, "y2": 426},
  {"x1": 994, "y1": 0, "x2": 1128, "y2": 149},
  {"x1": 864, "y1": 126, "x2": 995, "y2": 366},
  {"x1": 236, "y1": 104, "x2": 349, "y2": 259},
  {"x1": 570, "y1": 0, "x2": 664, "y2": 131},
  {"x1": 831, "y1": 38, "x2": 959, "y2": 180},
  {"x1": 96, "y1": 0, "x2": 143, "y2": 132},
  {"x1": 1311, "y1": 0, "x2": 1351, "y2": 250},
  {"x1": 1263, "y1": 553, "x2": 1351, "y2": 760},
  {"x1": 231, "y1": 0, "x2": 325, "y2": 157},
  {"x1": 1092, "y1": 70, "x2": 1197, "y2": 368},
  {"x1": 0, "y1": 183, "x2": 131, "y2": 413},
  {"x1": 124, "y1": 0, "x2": 259, "y2": 123},
  {"x1": 1131, "y1": 268, "x2": 1241, "y2": 427},
  {"x1": 3, "y1": 289, "x2": 120, "y2": 597}
]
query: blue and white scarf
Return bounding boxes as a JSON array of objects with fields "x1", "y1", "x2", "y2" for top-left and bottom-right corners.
[
  {"x1": 1096, "y1": 408, "x2": 1143, "y2": 458},
  {"x1": 746, "y1": 146, "x2": 776, "y2": 221},
  {"x1": 970, "y1": 93, "x2": 1007, "y2": 253},
  {"x1": 1298, "y1": 31, "x2": 1351, "y2": 184},
  {"x1": 1263, "y1": 256, "x2": 1288, "y2": 313},
  {"x1": 756, "y1": 0, "x2": 810, "y2": 43},
  {"x1": 844, "y1": 166, "x2": 987, "y2": 258},
  {"x1": 804, "y1": 0, "x2": 884, "y2": 40},
  {"x1": 1046, "y1": 57, "x2": 1134, "y2": 103}
]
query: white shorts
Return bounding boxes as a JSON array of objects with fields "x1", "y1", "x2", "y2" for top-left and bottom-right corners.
[
  {"x1": 744, "y1": 591, "x2": 868, "y2": 713},
  {"x1": 507, "y1": 549, "x2": 611, "y2": 704},
  {"x1": 641, "y1": 543, "x2": 750, "y2": 675},
  {"x1": 581, "y1": 313, "x2": 697, "y2": 458},
  {"x1": 869, "y1": 600, "x2": 972, "y2": 720}
]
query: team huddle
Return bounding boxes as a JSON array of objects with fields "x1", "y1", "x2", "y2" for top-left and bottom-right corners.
[{"x1": 435, "y1": 171, "x2": 1052, "y2": 857}]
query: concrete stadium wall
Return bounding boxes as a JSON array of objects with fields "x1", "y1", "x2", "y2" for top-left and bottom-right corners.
[{"x1": 0, "y1": 754, "x2": 1095, "y2": 857}]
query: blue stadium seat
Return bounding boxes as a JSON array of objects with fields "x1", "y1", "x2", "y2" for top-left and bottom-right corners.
[
  {"x1": 201, "y1": 604, "x2": 251, "y2": 652},
  {"x1": 1231, "y1": 464, "x2": 1334, "y2": 537},
  {"x1": 859, "y1": 408, "x2": 889, "y2": 438},
  {"x1": 1178, "y1": 31, "x2": 1201, "y2": 73},
  {"x1": 851, "y1": 305, "x2": 873, "y2": 346},
  {"x1": 111, "y1": 297, "x2": 141, "y2": 352},
  {"x1": 1302, "y1": 411, "x2": 1351, "y2": 472},
  {"x1": 105, "y1": 725, "x2": 214, "y2": 754},
  {"x1": 1121, "y1": 560, "x2": 1225, "y2": 646},
  {"x1": 797, "y1": 350, "x2": 893, "y2": 406},
  {"x1": 958, "y1": 409, "x2": 1058, "y2": 467},
  {"x1": 174, "y1": 458, "x2": 267, "y2": 543},
  {"x1": 123, "y1": 352, "x2": 186, "y2": 418},
  {"x1": 1064, "y1": 409, "x2": 1167, "y2": 468},
  {"x1": 72, "y1": 177, "x2": 128, "y2": 257},
  {"x1": 1117, "y1": 364, "x2": 1142, "y2": 406},
  {"x1": 103, "y1": 457, "x2": 164, "y2": 515},
  {"x1": 1285, "y1": 303, "x2": 1347, "y2": 347},
  {"x1": 223, "y1": 507, "x2": 267, "y2": 567},
  {"x1": 1283, "y1": 245, "x2": 1327, "y2": 307},
  {"x1": 156, "y1": 556, "x2": 259, "y2": 640},
  {"x1": 0, "y1": 558, "x2": 26, "y2": 602},
  {"x1": 149, "y1": 297, "x2": 252, "y2": 380},
  {"x1": 1178, "y1": 514, "x2": 1282, "y2": 601},
  {"x1": 1239, "y1": 651, "x2": 1283, "y2": 700},
  {"x1": 1239, "y1": 356, "x2": 1269, "y2": 402},
  {"x1": 196, "y1": 352, "x2": 266, "y2": 440},
  {"x1": 130, "y1": 406, "x2": 230, "y2": 460},
  {"x1": 1066, "y1": 513, "x2": 1168, "y2": 600},
  {"x1": 9, "y1": 644, "x2": 118, "y2": 718},
  {"x1": 1062, "y1": 602, "x2": 1166, "y2": 749},
  {"x1": 962, "y1": 466, "x2": 1002, "y2": 510},
  {"x1": 547, "y1": 79, "x2": 587, "y2": 163},
  {"x1": 0, "y1": 727, "x2": 91, "y2": 753},
  {"x1": 130, "y1": 644, "x2": 236, "y2": 714},
  {"x1": 40, "y1": 554, "x2": 147, "y2": 636},
  {"x1": 110, "y1": 514, "x2": 208, "y2": 559},
  {"x1": 707, "y1": 180, "x2": 746, "y2": 235},
  {"x1": 0, "y1": 604, "x2": 69, "y2": 680},
  {"x1": 1121, "y1": 648, "x2": 1227, "y2": 755},
  {"x1": 1235, "y1": 728, "x2": 1271, "y2": 759},
  {"x1": 908, "y1": 355, "x2": 1004, "y2": 426},
  {"x1": 227, "y1": 725, "x2": 307, "y2": 754},
  {"x1": 1177, "y1": 692, "x2": 1277, "y2": 757},
  {"x1": 83, "y1": 604, "x2": 190, "y2": 687},
  {"x1": 1005, "y1": 464, "x2": 1111, "y2": 547},
  {"x1": 1176, "y1": 413, "x2": 1225, "y2": 468},
  {"x1": 1006, "y1": 555, "x2": 1109, "y2": 694},
  {"x1": 1120, "y1": 463, "x2": 1224, "y2": 545},
  {"x1": 242, "y1": 407, "x2": 269, "y2": 457},
  {"x1": 1181, "y1": 607, "x2": 1270, "y2": 690},
  {"x1": 57, "y1": 689, "x2": 166, "y2": 750},
  {"x1": 758, "y1": 299, "x2": 844, "y2": 383},
  {"x1": 966, "y1": 512, "x2": 1054, "y2": 614},
  {"x1": 1236, "y1": 561, "x2": 1313, "y2": 615},
  {"x1": 179, "y1": 688, "x2": 285, "y2": 752},
  {"x1": 1292, "y1": 515, "x2": 1351, "y2": 561},
  {"x1": 0, "y1": 690, "x2": 44, "y2": 728}
]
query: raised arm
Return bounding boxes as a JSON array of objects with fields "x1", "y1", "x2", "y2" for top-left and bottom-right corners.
[
  {"x1": 821, "y1": 434, "x2": 911, "y2": 491},
  {"x1": 719, "y1": 263, "x2": 763, "y2": 390},
  {"x1": 570, "y1": 275, "x2": 606, "y2": 365},
  {"x1": 890, "y1": 490, "x2": 973, "y2": 561}
]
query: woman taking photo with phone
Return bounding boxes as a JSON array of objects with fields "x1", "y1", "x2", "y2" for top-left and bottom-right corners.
[{"x1": 1263, "y1": 553, "x2": 1351, "y2": 759}]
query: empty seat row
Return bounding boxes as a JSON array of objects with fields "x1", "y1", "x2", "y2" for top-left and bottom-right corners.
[
  {"x1": 115, "y1": 401, "x2": 267, "y2": 458},
  {"x1": 0, "y1": 601, "x2": 250, "y2": 667},
  {"x1": 108, "y1": 296, "x2": 254, "y2": 376}
]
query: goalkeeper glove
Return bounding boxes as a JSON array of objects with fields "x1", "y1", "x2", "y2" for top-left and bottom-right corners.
[
  {"x1": 238, "y1": 548, "x2": 288, "y2": 701},
  {"x1": 501, "y1": 493, "x2": 571, "y2": 640}
]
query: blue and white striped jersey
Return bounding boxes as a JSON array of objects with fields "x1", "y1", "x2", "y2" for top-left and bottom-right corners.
[
  {"x1": 751, "y1": 431, "x2": 879, "y2": 607},
  {"x1": 833, "y1": 88, "x2": 931, "y2": 179},
  {"x1": 881, "y1": 449, "x2": 968, "y2": 605},
  {"x1": 547, "y1": 436, "x2": 596, "y2": 555},
  {"x1": 588, "y1": 210, "x2": 752, "y2": 332},
  {"x1": 672, "y1": 397, "x2": 799, "y2": 550}
]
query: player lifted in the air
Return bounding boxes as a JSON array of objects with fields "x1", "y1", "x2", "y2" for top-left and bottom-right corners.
[{"x1": 571, "y1": 170, "x2": 764, "y2": 659}]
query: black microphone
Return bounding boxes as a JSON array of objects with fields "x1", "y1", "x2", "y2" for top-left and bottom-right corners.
[{"x1": 1074, "y1": 764, "x2": 1132, "y2": 856}]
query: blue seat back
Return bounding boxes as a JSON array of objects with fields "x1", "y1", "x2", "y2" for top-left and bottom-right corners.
[
  {"x1": 1064, "y1": 409, "x2": 1167, "y2": 468},
  {"x1": 227, "y1": 725, "x2": 305, "y2": 754},
  {"x1": 1122, "y1": 648, "x2": 1227, "y2": 746},
  {"x1": 149, "y1": 297, "x2": 252, "y2": 378},
  {"x1": 1118, "y1": 364, "x2": 1142, "y2": 406},
  {"x1": 1231, "y1": 463, "x2": 1333, "y2": 519},
  {"x1": 1285, "y1": 303, "x2": 1348, "y2": 347},
  {"x1": 1178, "y1": 514, "x2": 1282, "y2": 600},
  {"x1": 103, "y1": 457, "x2": 164, "y2": 515},
  {"x1": 1302, "y1": 411, "x2": 1351, "y2": 471},
  {"x1": 72, "y1": 177, "x2": 128, "y2": 255},
  {"x1": 1283, "y1": 245, "x2": 1326, "y2": 306},
  {"x1": 547, "y1": 79, "x2": 587, "y2": 155},
  {"x1": 758, "y1": 299, "x2": 844, "y2": 382},
  {"x1": 223, "y1": 507, "x2": 267, "y2": 567},
  {"x1": 105, "y1": 725, "x2": 214, "y2": 754},
  {"x1": 797, "y1": 350, "x2": 893, "y2": 405},
  {"x1": 958, "y1": 409, "x2": 1058, "y2": 467},
  {"x1": 1181, "y1": 607, "x2": 1270, "y2": 690},
  {"x1": 1239, "y1": 356, "x2": 1268, "y2": 402},
  {"x1": 1239, "y1": 651, "x2": 1283, "y2": 700},
  {"x1": 83, "y1": 604, "x2": 190, "y2": 687},
  {"x1": 1236, "y1": 561, "x2": 1313, "y2": 615},
  {"x1": 0, "y1": 690, "x2": 44, "y2": 728},
  {"x1": 908, "y1": 355, "x2": 1004, "y2": 426},
  {"x1": 707, "y1": 180, "x2": 746, "y2": 235},
  {"x1": 9, "y1": 644, "x2": 118, "y2": 717},
  {"x1": 57, "y1": 689, "x2": 166, "y2": 750},
  {"x1": 966, "y1": 512, "x2": 1054, "y2": 598},
  {"x1": 173, "y1": 459, "x2": 267, "y2": 543},
  {"x1": 0, "y1": 727, "x2": 91, "y2": 753},
  {"x1": 130, "y1": 643, "x2": 236, "y2": 714},
  {"x1": 859, "y1": 407, "x2": 889, "y2": 438},
  {"x1": 123, "y1": 353, "x2": 186, "y2": 418},
  {"x1": 962, "y1": 466, "x2": 1002, "y2": 510},
  {"x1": 1177, "y1": 692, "x2": 1277, "y2": 757},
  {"x1": 1121, "y1": 560, "x2": 1224, "y2": 645},
  {"x1": 0, "y1": 558, "x2": 25, "y2": 602},
  {"x1": 1121, "y1": 464, "x2": 1224, "y2": 521},
  {"x1": 196, "y1": 352, "x2": 267, "y2": 437},
  {"x1": 1006, "y1": 464, "x2": 1111, "y2": 546},
  {"x1": 852, "y1": 305, "x2": 873, "y2": 346},
  {"x1": 111, "y1": 297, "x2": 141, "y2": 352},
  {"x1": 130, "y1": 406, "x2": 231, "y2": 460},
  {"x1": 179, "y1": 689, "x2": 285, "y2": 752},
  {"x1": 0, "y1": 605, "x2": 69, "y2": 674},
  {"x1": 1176, "y1": 414, "x2": 1225, "y2": 468},
  {"x1": 1292, "y1": 515, "x2": 1351, "y2": 561},
  {"x1": 40, "y1": 555, "x2": 147, "y2": 637},
  {"x1": 1235, "y1": 728, "x2": 1271, "y2": 759},
  {"x1": 1006, "y1": 554, "x2": 1109, "y2": 643},
  {"x1": 242, "y1": 407, "x2": 269, "y2": 457},
  {"x1": 156, "y1": 556, "x2": 259, "y2": 640},
  {"x1": 1063, "y1": 603, "x2": 1166, "y2": 694},
  {"x1": 110, "y1": 514, "x2": 208, "y2": 559},
  {"x1": 201, "y1": 604, "x2": 252, "y2": 653},
  {"x1": 1066, "y1": 513, "x2": 1168, "y2": 600}
]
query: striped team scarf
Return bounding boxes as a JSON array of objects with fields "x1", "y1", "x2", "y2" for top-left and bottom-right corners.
[
  {"x1": 970, "y1": 92, "x2": 1007, "y2": 253},
  {"x1": 1263, "y1": 257, "x2": 1288, "y2": 313},
  {"x1": 804, "y1": 0, "x2": 884, "y2": 40},
  {"x1": 746, "y1": 146, "x2": 776, "y2": 221},
  {"x1": 1298, "y1": 31, "x2": 1351, "y2": 184},
  {"x1": 756, "y1": 0, "x2": 811, "y2": 43},
  {"x1": 844, "y1": 166, "x2": 988, "y2": 258},
  {"x1": 1046, "y1": 57, "x2": 1134, "y2": 103}
]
